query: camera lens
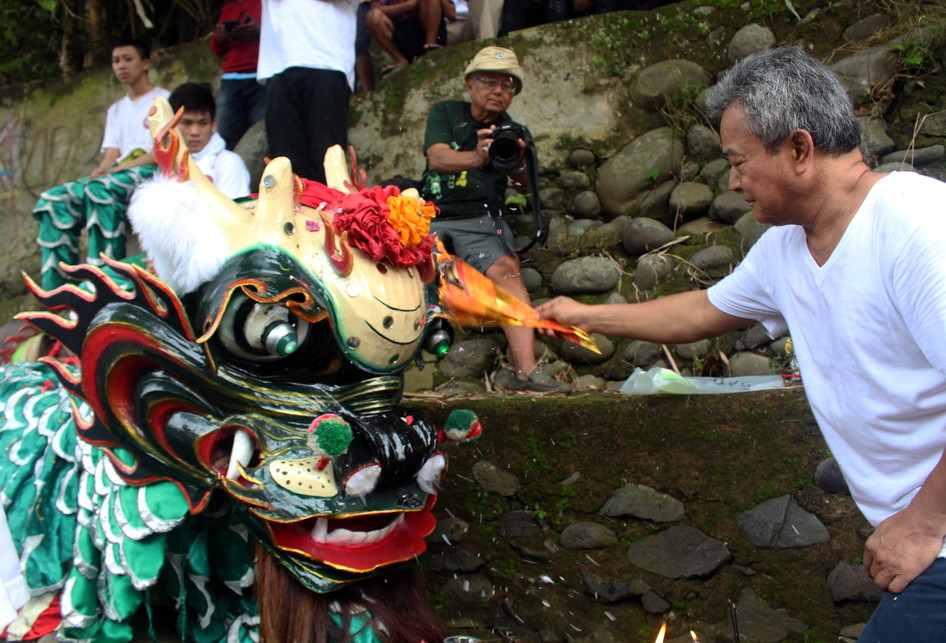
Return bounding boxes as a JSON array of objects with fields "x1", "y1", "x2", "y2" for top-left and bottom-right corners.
[{"x1": 489, "y1": 130, "x2": 521, "y2": 172}]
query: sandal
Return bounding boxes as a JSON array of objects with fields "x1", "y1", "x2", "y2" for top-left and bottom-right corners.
[
  {"x1": 380, "y1": 63, "x2": 405, "y2": 78},
  {"x1": 422, "y1": 43, "x2": 443, "y2": 53}
]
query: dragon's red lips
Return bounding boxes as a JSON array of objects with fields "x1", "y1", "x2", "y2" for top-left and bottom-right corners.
[{"x1": 270, "y1": 503, "x2": 438, "y2": 573}]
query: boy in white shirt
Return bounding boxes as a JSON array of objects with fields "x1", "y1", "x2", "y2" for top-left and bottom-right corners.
[
  {"x1": 32, "y1": 38, "x2": 168, "y2": 290},
  {"x1": 166, "y1": 83, "x2": 250, "y2": 199}
]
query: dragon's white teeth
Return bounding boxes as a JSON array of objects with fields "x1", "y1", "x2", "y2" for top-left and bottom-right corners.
[
  {"x1": 226, "y1": 430, "x2": 254, "y2": 479},
  {"x1": 416, "y1": 454, "x2": 446, "y2": 495},
  {"x1": 310, "y1": 517, "x2": 329, "y2": 542},
  {"x1": 310, "y1": 514, "x2": 405, "y2": 547}
]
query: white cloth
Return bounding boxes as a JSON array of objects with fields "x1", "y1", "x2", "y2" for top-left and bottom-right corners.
[
  {"x1": 0, "y1": 506, "x2": 28, "y2": 631},
  {"x1": 257, "y1": 0, "x2": 357, "y2": 91},
  {"x1": 100, "y1": 86, "x2": 170, "y2": 159},
  {"x1": 708, "y1": 172, "x2": 946, "y2": 526},
  {"x1": 192, "y1": 132, "x2": 251, "y2": 199}
]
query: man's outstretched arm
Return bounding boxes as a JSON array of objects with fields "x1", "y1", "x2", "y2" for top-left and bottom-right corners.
[{"x1": 536, "y1": 290, "x2": 752, "y2": 345}]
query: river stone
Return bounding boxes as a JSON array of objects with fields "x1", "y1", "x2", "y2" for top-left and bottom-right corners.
[
  {"x1": 627, "y1": 525, "x2": 731, "y2": 579},
  {"x1": 814, "y1": 456, "x2": 851, "y2": 495},
  {"x1": 443, "y1": 573, "x2": 495, "y2": 604},
  {"x1": 550, "y1": 256, "x2": 621, "y2": 295},
  {"x1": 920, "y1": 110, "x2": 946, "y2": 136},
  {"x1": 428, "y1": 549, "x2": 486, "y2": 572},
  {"x1": 622, "y1": 217, "x2": 674, "y2": 255},
  {"x1": 560, "y1": 521, "x2": 619, "y2": 550},
  {"x1": 600, "y1": 483, "x2": 686, "y2": 522},
  {"x1": 718, "y1": 166, "x2": 732, "y2": 192},
  {"x1": 427, "y1": 516, "x2": 470, "y2": 545},
  {"x1": 438, "y1": 339, "x2": 502, "y2": 379},
  {"x1": 736, "y1": 494, "x2": 830, "y2": 548},
  {"x1": 858, "y1": 116, "x2": 896, "y2": 162},
  {"x1": 623, "y1": 340, "x2": 662, "y2": 368},
  {"x1": 669, "y1": 182, "x2": 713, "y2": 215},
  {"x1": 843, "y1": 13, "x2": 891, "y2": 40},
  {"x1": 638, "y1": 181, "x2": 676, "y2": 226},
  {"x1": 679, "y1": 161, "x2": 700, "y2": 182},
  {"x1": 597, "y1": 128, "x2": 685, "y2": 217},
  {"x1": 881, "y1": 144, "x2": 945, "y2": 167},
  {"x1": 831, "y1": 48, "x2": 899, "y2": 102},
  {"x1": 569, "y1": 149, "x2": 596, "y2": 168},
  {"x1": 734, "y1": 211, "x2": 770, "y2": 247},
  {"x1": 628, "y1": 59, "x2": 710, "y2": 110},
  {"x1": 568, "y1": 190, "x2": 602, "y2": 219},
  {"x1": 675, "y1": 339, "x2": 711, "y2": 360},
  {"x1": 472, "y1": 460, "x2": 520, "y2": 497},
  {"x1": 568, "y1": 219, "x2": 598, "y2": 237},
  {"x1": 741, "y1": 323, "x2": 772, "y2": 350},
  {"x1": 634, "y1": 253, "x2": 674, "y2": 291},
  {"x1": 498, "y1": 510, "x2": 544, "y2": 537},
  {"x1": 558, "y1": 170, "x2": 591, "y2": 189},
  {"x1": 521, "y1": 266, "x2": 542, "y2": 294},
  {"x1": 641, "y1": 591, "x2": 671, "y2": 615},
  {"x1": 827, "y1": 561, "x2": 884, "y2": 602},
  {"x1": 874, "y1": 161, "x2": 915, "y2": 173},
  {"x1": 728, "y1": 23, "x2": 776, "y2": 62},
  {"x1": 235, "y1": 118, "x2": 269, "y2": 188},
  {"x1": 540, "y1": 186, "x2": 566, "y2": 209},
  {"x1": 580, "y1": 570, "x2": 651, "y2": 603},
  {"x1": 729, "y1": 351, "x2": 776, "y2": 376},
  {"x1": 719, "y1": 588, "x2": 808, "y2": 643},
  {"x1": 560, "y1": 333, "x2": 614, "y2": 365},
  {"x1": 712, "y1": 191, "x2": 751, "y2": 224},
  {"x1": 690, "y1": 245, "x2": 733, "y2": 271},
  {"x1": 685, "y1": 124, "x2": 721, "y2": 158},
  {"x1": 697, "y1": 160, "x2": 724, "y2": 185}
]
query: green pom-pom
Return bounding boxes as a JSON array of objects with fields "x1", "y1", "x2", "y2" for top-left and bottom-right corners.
[
  {"x1": 308, "y1": 415, "x2": 353, "y2": 456},
  {"x1": 444, "y1": 409, "x2": 482, "y2": 445}
]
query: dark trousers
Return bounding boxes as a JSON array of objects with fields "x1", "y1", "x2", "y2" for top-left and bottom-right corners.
[
  {"x1": 216, "y1": 77, "x2": 267, "y2": 151},
  {"x1": 265, "y1": 67, "x2": 350, "y2": 183},
  {"x1": 859, "y1": 557, "x2": 946, "y2": 642}
]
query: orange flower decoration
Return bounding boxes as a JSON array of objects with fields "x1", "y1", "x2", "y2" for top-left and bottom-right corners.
[{"x1": 386, "y1": 195, "x2": 436, "y2": 249}]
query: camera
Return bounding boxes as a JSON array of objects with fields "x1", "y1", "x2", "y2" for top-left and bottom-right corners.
[
  {"x1": 485, "y1": 124, "x2": 526, "y2": 172},
  {"x1": 223, "y1": 19, "x2": 239, "y2": 31}
]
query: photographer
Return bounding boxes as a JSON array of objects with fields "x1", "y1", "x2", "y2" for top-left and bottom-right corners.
[{"x1": 422, "y1": 46, "x2": 568, "y2": 393}]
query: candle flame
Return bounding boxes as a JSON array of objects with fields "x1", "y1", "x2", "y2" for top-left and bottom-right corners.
[
  {"x1": 654, "y1": 622, "x2": 667, "y2": 643},
  {"x1": 690, "y1": 630, "x2": 700, "y2": 642}
]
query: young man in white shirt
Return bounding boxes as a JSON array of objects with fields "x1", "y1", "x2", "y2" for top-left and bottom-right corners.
[
  {"x1": 167, "y1": 83, "x2": 250, "y2": 199},
  {"x1": 33, "y1": 38, "x2": 169, "y2": 290}
]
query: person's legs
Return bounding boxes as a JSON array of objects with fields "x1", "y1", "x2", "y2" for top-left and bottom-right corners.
[
  {"x1": 431, "y1": 215, "x2": 568, "y2": 392},
  {"x1": 215, "y1": 78, "x2": 244, "y2": 150},
  {"x1": 467, "y1": 0, "x2": 501, "y2": 39},
  {"x1": 246, "y1": 80, "x2": 267, "y2": 132},
  {"x1": 355, "y1": 1, "x2": 376, "y2": 91},
  {"x1": 33, "y1": 178, "x2": 89, "y2": 290},
  {"x1": 83, "y1": 165, "x2": 156, "y2": 267},
  {"x1": 418, "y1": 0, "x2": 444, "y2": 46},
  {"x1": 859, "y1": 557, "x2": 946, "y2": 643},
  {"x1": 297, "y1": 69, "x2": 350, "y2": 183},
  {"x1": 366, "y1": 8, "x2": 410, "y2": 68},
  {"x1": 266, "y1": 68, "x2": 311, "y2": 179}
]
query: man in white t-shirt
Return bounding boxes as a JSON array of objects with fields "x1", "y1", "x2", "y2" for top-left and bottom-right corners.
[
  {"x1": 257, "y1": 0, "x2": 357, "y2": 183},
  {"x1": 538, "y1": 47, "x2": 946, "y2": 641},
  {"x1": 33, "y1": 38, "x2": 169, "y2": 290},
  {"x1": 167, "y1": 83, "x2": 250, "y2": 199}
]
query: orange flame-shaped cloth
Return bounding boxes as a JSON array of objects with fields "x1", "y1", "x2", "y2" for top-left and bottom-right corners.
[{"x1": 436, "y1": 246, "x2": 600, "y2": 354}]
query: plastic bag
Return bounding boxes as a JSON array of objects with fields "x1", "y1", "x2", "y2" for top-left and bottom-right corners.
[{"x1": 620, "y1": 367, "x2": 784, "y2": 396}]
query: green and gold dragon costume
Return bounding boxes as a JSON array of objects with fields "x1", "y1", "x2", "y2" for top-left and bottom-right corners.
[{"x1": 0, "y1": 98, "x2": 481, "y2": 642}]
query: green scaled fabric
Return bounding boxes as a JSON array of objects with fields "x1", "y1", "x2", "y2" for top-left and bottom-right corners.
[{"x1": 31, "y1": 165, "x2": 156, "y2": 290}]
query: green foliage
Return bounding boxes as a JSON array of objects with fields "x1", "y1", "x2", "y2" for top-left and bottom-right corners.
[
  {"x1": 891, "y1": 36, "x2": 936, "y2": 75},
  {"x1": 0, "y1": 0, "x2": 60, "y2": 84}
]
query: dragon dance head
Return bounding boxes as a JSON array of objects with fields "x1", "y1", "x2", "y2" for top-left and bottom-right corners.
[{"x1": 18, "y1": 98, "x2": 481, "y2": 596}]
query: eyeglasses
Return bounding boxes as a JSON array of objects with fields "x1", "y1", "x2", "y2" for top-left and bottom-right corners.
[{"x1": 471, "y1": 75, "x2": 518, "y2": 93}]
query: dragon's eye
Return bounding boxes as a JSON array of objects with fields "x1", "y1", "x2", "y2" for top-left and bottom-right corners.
[{"x1": 219, "y1": 296, "x2": 311, "y2": 361}]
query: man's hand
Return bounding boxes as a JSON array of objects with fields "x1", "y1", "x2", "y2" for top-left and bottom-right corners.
[
  {"x1": 864, "y1": 503, "x2": 944, "y2": 593},
  {"x1": 213, "y1": 23, "x2": 232, "y2": 43},
  {"x1": 536, "y1": 296, "x2": 591, "y2": 332},
  {"x1": 230, "y1": 16, "x2": 260, "y2": 41}
]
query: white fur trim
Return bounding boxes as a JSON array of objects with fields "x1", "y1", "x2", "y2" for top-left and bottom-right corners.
[{"x1": 128, "y1": 175, "x2": 231, "y2": 294}]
